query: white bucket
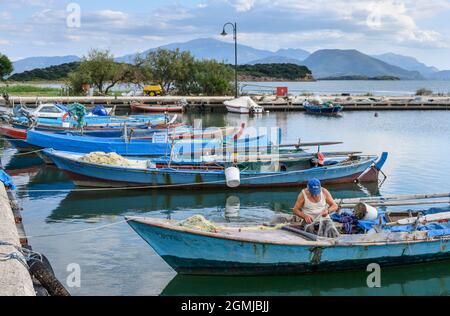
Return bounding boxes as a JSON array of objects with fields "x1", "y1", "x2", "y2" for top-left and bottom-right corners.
[
  {"x1": 62, "y1": 122, "x2": 70, "y2": 128},
  {"x1": 225, "y1": 167, "x2": 240, "y2": 188},
  {"x1": 362, "y1": 203, "x2": 378, "y2": 221}
]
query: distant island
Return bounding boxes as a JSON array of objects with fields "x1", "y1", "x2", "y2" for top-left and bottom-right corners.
[
  {"x1": 8, "y1": 62, "x2": 80, "y2": 82},
  {"x1": 320, "y1": 75, "x2": 400, "y2": 80},
  {"x1": 8, "y1": 62, "x2": 315, "y2": 83},
  {"x1": 236, "y1": 63, "x2": 314, "y2": 81}
]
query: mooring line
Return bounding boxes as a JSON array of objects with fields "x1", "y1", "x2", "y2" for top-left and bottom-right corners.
[
  {"x1": 0, "y1": 148, "x2": 45, "y2": 157},
  {"x1": 0, "y1": 218, "x2": 133, "y2": 239},
  {"x1": 14, "y1": 170, "x2": 307, "y2": 193}
]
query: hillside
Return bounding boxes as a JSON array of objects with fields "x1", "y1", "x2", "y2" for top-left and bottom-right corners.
[
  {"x1": 11, "y1": 38, "x2": 450, "y2": 81},
  {"x1": 236, "y1": 63, "x2": 313, "y2": 81},
  {"x1": 8, "y1": 62, "x2": 80, "y2": 81},
  {"x1": 274, "y1": 48, "x2": 310, "y2": 61},
  {"x1": 12, "y1": 55, "x2": 80, "y2": 74},
  {"x1": 116, "y1": 38, "x2": 275, "y2": 65},
  {"x1": 427, "y1": 70, "x2": 450, "y2": 80},
  {"x1": 303, "y1": 49, "x2": 424, "y2": 80},
  {"x1": 247, "y1": 56, "x2": 304, "y2": 65},
  {"x1": 372, "y1": 53, "x2": 438, "y2": 76}
]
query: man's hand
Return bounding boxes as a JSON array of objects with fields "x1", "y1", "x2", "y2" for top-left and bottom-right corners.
[
  {"x1": 321, "y1": 209, "x2": 329, "y2": 217},
  {"x1": 303, "y1": 214, "x2": 314, "y2": 224}
]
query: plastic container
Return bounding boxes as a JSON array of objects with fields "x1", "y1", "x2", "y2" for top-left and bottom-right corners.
[
  {"x1": 225, "y1": 167, "x2": 240, "y2": 188},
  {"x1": 357, "y1": 203, "x2": 378, "y2": 221}
]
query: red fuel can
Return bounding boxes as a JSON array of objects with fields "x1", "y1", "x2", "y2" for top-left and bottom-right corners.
[{"x1": 276, "y1": 86, "x2": 288, "y2": 97}]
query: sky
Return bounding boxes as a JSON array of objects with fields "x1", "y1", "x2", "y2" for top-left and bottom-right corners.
[{"x1": 1, "y1": 0, "x2": 450, "y2": 69}]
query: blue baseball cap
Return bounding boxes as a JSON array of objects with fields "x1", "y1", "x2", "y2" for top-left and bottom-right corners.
[{"x1": 307, "y1": 178, "x2": 321, "y2": 196}]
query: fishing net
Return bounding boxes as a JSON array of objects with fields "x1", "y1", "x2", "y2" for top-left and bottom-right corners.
[
  {"x1": 178, "y1": 215, "x2": 219, "y2": 233},
  {"x1": 80, "y1": 152, "x2": 133, "y2": 167},
  {"x1": 67, "y1": 103, "x2": 87, "y2": 128},
  {"x1": 304, "y1": 216, "x2": 340, "y2": 238}
]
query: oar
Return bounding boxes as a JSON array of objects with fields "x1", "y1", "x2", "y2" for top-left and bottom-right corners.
[
  {"x1": 336, "y1": 192, "x2": 450, "y2": 205},
  {"x1": 339, "y1": 198, "x2": 450, "y2": 209},
  {"x1": 171, "y1": 151, "x2": 363, "y2": 163},
  {"x1": 385, "y1": 211, "x2": 450, "y2": 226}
]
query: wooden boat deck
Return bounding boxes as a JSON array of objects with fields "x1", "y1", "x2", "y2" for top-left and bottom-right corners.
[{"x1": 127, "y1": 216, "x2": 435, "y2": 247}]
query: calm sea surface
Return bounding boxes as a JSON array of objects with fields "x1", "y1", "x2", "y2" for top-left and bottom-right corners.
[
  {"x1": 19, "y1": 80, "x2": 450, "y2": 96},
  {"x1": 1, "y1": 110, "x2": 450, "y2": 296},
  {"x1": 241, "y1": 80, "x2": 450, "y2": 96}
]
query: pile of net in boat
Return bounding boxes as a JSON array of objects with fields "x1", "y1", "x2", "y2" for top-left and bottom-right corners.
[
  {"x1": 304, "y1": 216, "x2": 340, "y2": 238},
  {"x1": 178, "y1": 215, "x2": 219, "y2": 233},
  {"x1": 80, "y1": 152, "x2": 133, "y2": 167}
]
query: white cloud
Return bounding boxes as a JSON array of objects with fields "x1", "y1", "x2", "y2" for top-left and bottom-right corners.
[
  {"x1": 0, "y1": 0, "x2": 449, "y2": 67},
  {"x1": 227, "y1": 0, "x2": 256, "y2": 12},
  {"x1": 0, "y1": 39, "x2": 11, "y2": 46},
  {"x1": 95, "y1": 10, "x2": 129, "y2": 21}
]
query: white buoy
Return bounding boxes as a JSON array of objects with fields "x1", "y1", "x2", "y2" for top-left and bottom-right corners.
[
  {"x1": 362, "y1": 203, "x2": 378, "y2": 220},
  {"x1": 225, "y1": 167, "x2": 240, "y2": 188}
]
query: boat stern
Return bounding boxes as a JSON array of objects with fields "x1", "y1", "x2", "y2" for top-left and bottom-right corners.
[{"x1": 357, "y1": 152, "x2": 388, "y2": 183}]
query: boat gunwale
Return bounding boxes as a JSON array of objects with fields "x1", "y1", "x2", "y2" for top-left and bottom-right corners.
[
  {"x1": 126, "y1": 216, "x2": 449, "y2": 247},
  {"x1": 45, "y1": 149, "x2": 379, "y2": 176}
]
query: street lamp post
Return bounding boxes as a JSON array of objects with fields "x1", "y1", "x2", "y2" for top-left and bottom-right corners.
[{"x1": 221, "y1": 22, "x2": 238, "y2": 98}]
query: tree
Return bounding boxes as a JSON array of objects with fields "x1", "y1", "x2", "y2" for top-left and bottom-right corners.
[
  {"x1": 0, "y1": 53, "x2": 13, "y2": 81},
  {"x1": 68, "y1": 49, "x2": 131, "y2": 95},
  {"x1": 139, "y1": 48, "x2": 196, "y2": 94},
  {"x1": 193, "y1": 60, "x2": 233, "y2": 95}
]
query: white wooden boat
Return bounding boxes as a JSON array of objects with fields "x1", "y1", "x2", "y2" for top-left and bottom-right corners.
[{"x1": 224, "y1": 97, "x2": 264, "y2": 114}]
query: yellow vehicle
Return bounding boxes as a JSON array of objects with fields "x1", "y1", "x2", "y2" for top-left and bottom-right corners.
[{"x1": 143, "y1": 84, "x2": 163, "y2": 96}]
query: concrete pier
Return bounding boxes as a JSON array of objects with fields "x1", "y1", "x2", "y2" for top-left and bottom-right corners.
[
  {"x1": 0, "y1": 183, "x2": 35, "y2": 296},
  {"x1": 2, "y1": 95, "x2": 450, "y2": 111}
]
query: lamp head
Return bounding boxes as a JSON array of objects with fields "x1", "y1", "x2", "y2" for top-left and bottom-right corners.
[{"x1": 220, "y1": 30, "x2": 228, "y2": 36}]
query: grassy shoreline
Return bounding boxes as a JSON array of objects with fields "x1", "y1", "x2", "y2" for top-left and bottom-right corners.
[{"x1": 0, "y1": 84, "x2": 63, "y2": 96}]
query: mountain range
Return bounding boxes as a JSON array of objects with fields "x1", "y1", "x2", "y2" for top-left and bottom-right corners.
[
  {"x1": 12, "y1": 55, "x2": 80, "y2": 74},
  {"x1": 10, "y1": 38, "x2": 448, "y2": 80}
]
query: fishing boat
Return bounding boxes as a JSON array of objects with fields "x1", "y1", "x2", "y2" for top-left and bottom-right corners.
[
  {"x1": 42, "y1": 149, "x2": 387, "y2": 188},
  {"x1": 11, "y1": 113, "x2": 170, "y2": 128},
  {"x1": 13, "y1": 103, "x2": 112, "y2": 120},
  {"x1": 224, "y1": 97, "x2": 264, "y2": 114},
  {"x1": 24, "y1": 125, "x2": 251, "y2": 156},
  {"x1": 303, "y1": 99, "x2": 343, "y2": 115},
  {"x1": 131, "y1": 101, "x2": 185, "y2": 113},
  {"x1": 7, "y1": 103, "x2": 173, "y2": 128},
  {"x1": 0, "y1": 125, "x2": 33, "y2": 151},
  {"x1": 126, "y1": 193, "x2": 450, "y2": 275}
]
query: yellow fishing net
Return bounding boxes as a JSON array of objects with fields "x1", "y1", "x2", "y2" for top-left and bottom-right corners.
[
  {"x1": 80, "y1": 152, "x2": 132, "y2": 167},
  {"x1": 178, "y1": 215, "x2": 285, "y2": 233},
  {"x1": 178, "y1": 215, "x2": 219, "y2": 232}
]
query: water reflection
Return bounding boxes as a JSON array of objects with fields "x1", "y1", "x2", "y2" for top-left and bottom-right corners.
[
  {"x1": 47, "y1": 182, "x2": 378, "y2": 222},
  {"x1": 161, "y1": 261, "x2": 450, "y2": 296},
  {"x1": 1, "y1": 152, "x2": 43, "y2": 176}
]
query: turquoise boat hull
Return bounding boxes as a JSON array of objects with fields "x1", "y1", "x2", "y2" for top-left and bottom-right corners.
[
  {"x1": 127, "y1": 217, "x2": 450, "y2": 275},
  {"x1": 43, "y1": 149, "x2": 387, "y2": 188}
]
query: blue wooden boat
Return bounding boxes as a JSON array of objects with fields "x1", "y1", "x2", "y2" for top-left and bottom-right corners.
[
  {"x1": 42, "y1": 149, "x2": 387, "y2": 188},
  {"x1": 303, "y1": 101, "x2": 343, "y2": 115},
  {"x1": 27, "y1": 128, "x2": 271, "y2": 157},
  {"x1": 126, "y1": 205, "x2": 450, "y2": 275},
  {"x1": 12, "y1": 114, "x2": 169, "y2": 128}
]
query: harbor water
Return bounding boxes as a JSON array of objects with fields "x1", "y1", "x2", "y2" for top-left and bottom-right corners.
[{"x1": 1, "y1": 110, "x2": 450, "y2": 295}]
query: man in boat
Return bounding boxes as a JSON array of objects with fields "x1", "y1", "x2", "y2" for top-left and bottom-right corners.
[{"x1": 293, "y1": 178, "x2": 338, "y2": 224}]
